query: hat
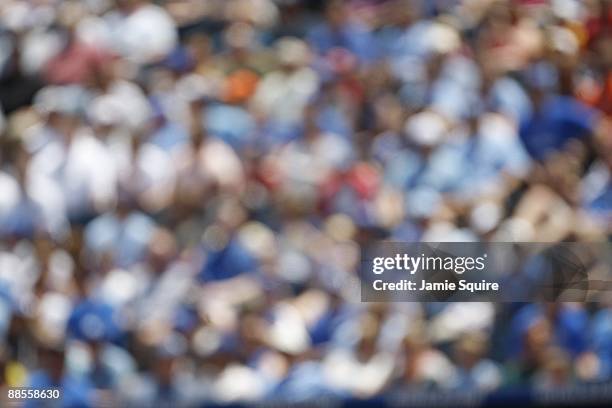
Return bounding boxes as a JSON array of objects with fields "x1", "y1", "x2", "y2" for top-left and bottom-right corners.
[
  {"x1": 524, "y1": 62, "x2": 558, "y2": 92},
  {"x1": 161, "y1": 46, "x2": 195, "y2": 73},
  {"x1": 426, "y1": 21, "x2": 461, "y2": 55},
  {"x1": 548, "y1": 25, "x2": 579, "y2": 55},
  {"x1": 276, "y1": 37, "x2": 310, "y2": 66},
  {"x1": 34, "y1": 85, "x2": 89, "y2": 116},
  {"x1": 67, "y1": 299, "x2": 123, "y2": 343},
  {"x1": 405, "y1": 187, "x2": 441, "y2": 218},
  {"x1": 470, "y1": 201, "x2": 503, "y2": 234},
  {"x1": 87, "y1": 95, "x2": 124, "y2": 126},
  {"x1": 404, "y1": 111, "x2": 447, "y2": 147},
  {"x1": 175, "y1": 74, "x2": 220, "y2": 102}
]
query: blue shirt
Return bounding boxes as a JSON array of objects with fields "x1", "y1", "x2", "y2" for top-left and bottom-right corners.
[{"x1": 519, "y1": 95, "x2": 597, "y2": 160}]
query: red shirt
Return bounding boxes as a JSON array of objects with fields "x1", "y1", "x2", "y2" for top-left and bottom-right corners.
[{"x1": 44, "y1": 41, "x2": 111, "y2": 85}]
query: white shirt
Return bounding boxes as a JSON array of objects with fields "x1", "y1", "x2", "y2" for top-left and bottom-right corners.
[
  {"x1": 29, "y1": 129, "x2": 118, "y2": 216},
  {"x1": 253, "y1": 67, "x2": 319, "y2": 124},
  {"x1": 105, "y1": 5, "x2": 177, "y2": 64}
]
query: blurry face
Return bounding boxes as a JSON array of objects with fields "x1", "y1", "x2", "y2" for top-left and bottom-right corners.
[
  {"x1": 393, "y1": 2, "x2": 415, "y2": 27},
  {"x1": 454, "y1": 341, "x2": 483, "y2": 369},
  {"x1": 34, "y1": 236, "x2": 54, "y2": 266},
  {"x1": 525, "y1": 318, "x2": 552, "y2": 359},
  {"x1": 48, "y1": 113, "x2": 80, "y2": 141},
  {"x1": 488, "y1": 2, "x2": 513, "y2": 30},
  {"x1": 148, "y1": 230, "x2": 177, "y2": 271},
  {"x1": 326, "y1": 3, "x2": 346, "y2": 29},
  {"x1": 14, "y1": 148, "x2": 30, "y2": 185},
  {"x1": 187, "y1": 34, "x2": 212, "y2": 62},
  {"x1": 115, "y1": 0, "x2": 142, "y2": 13},
  {"x1": 595, "y1": 121, "x2": 612, "y2": 167},
  {"x1": 595, "y1": 36, "x2": 612, "y2": 68},
  {"x1": 357, "y1": 337, "x2": 376, "y2": 359},
  {"x1": 154, "y1": 357, "x2": 174, "y2": 384},
  {"x1": 40, "y1": 350, "x2": 65, "y2": 383}
]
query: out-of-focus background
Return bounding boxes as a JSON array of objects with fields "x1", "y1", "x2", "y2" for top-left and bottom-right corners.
[{"x1": 0, "y1": 0, "x2": 611, "y2": 406}]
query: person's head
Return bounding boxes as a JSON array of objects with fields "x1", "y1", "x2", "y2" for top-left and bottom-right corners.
[
  {"x1": 524, "y1": 317, "x2": 552, "y2": 363},
  {"x1": 148, "y1": 228, "x2": 178, "y2": 272},
  {"x1": 524, "y1": 61, "x2": 559, "y2": 110},
  {"x1": 35, "y1": 86, "x2": 85, "y2": 140},
  {"x1": 404, "y1": 110, "x2": 448, "y2": 155},
  {"x1": 391, "y1": 0, "x2": 418, "y2": 28},
  {"x1": 224, "y1": 22, "x2": 256, "y2": 57},
  {"x1": 38, "y1": 346, "x2": 65, "y2": 383},
  {"x1": 325, "y1": 0, "x2": 348, "y2": 30},
  {"x1": 238, "y1": 311, "x2": 265, "y2": 354},
  {"x1": 49, "y1": 113, "x2": 81, "y2": 143},
  {"x1": 56, "y1": 1, "x2": 86, "y2": 40},
  {"x1": 454, "y1": 332, "x2": 488, "y2": 369},
  {"x1": 186, "y1": 33, "x2": 213, "y2": 63},
  {"x1": 484, "y1": 0, "x2": 513, "y2": 31},
  {"x1": 541, "y1": 347, "x2": 572, "y2": 385},
  {"x1": 13, "y1": 144, "x2": 30, "y2": 186},
  {"x1": 115, "y1": 0, "x2": 145, "y2": 13},
  {"x1": 153, "y1": 353, "x2": 176, "y2": 385},
  {"x1": 276, "y1": 37, "x2": 310, "y2": 71}
]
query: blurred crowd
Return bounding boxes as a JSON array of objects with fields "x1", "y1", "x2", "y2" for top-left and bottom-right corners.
[{"x1": 0, "y1": 0, "x2": 611, "y2": 406}]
